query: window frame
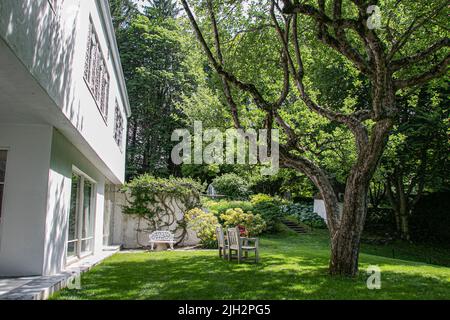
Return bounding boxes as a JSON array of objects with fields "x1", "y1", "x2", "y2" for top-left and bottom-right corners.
[
  {"x1": 66, "y1": 167, "x2": 97, "y2": 265},
  {"x1": 83, "y1": 17, "x2": 110, "y2": 124},
  {"x1": 113, "y1": 101, "x2": 124, "y2": 151}
]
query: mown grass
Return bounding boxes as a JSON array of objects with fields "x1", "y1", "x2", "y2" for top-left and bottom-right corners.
[{"x1": 51, "y1": 228, "x2": 450, "y2": 300}]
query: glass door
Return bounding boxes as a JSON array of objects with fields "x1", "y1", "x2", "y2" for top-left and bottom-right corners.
[
  {"x1": 67, "y1": 174, "x2": 80, "y2": 259},
  {"x1": 80, "y1": 179, "x2": 94, "y2": 255},
  {"x1": 66, "y1": 172, "x2": 96, "y2": 262}
]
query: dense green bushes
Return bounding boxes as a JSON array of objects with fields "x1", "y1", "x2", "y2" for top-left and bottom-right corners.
[
  {"x1": 203, "y1": 194, "x2": 284, "y2": 234},
  {"x1": 250, "y1": 194, "x2": 284, "y2": 232},
  {"x1": 281, "y1": 203, "x2": 327, "y2": 229},
  {"x1": 203, "y1": 199, "x2": 254, "y2": 215},
  {"x1": 212, "y1": 173, "x2": 250, "y2": 199},
  {"x1": 220, "y1": 208, "x2": 266, "y2": 236},
  {"x1": 185, "y1": 208, "x2": 218, "y2": 248},
  {"x1": 203, "y1": 196, "x2": 330, "y2": 233}
]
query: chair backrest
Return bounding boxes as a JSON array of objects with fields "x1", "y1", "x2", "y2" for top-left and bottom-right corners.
[
  {"x1": 149, "y1": 231, "x2": 174, "y2": 242},
  {"x1": 215, "y1": 226, "x2": 225, "y2": 247},
  {"x1": 227, "y1": 227, "x2": 240, "y2": 249}
]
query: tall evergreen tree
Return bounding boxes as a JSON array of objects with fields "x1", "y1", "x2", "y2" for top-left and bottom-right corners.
[{"x1": 111, "y1": 0, "x2": 199, "y2": 179}]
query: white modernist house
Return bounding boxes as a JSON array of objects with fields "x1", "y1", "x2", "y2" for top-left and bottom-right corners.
[{"x1": 0, "y1": 0, "x2": 130, "y2": 276}]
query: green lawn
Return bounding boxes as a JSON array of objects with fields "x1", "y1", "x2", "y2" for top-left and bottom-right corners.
[{"x1": 51, "y1": 229, "x2": 450, "y2": 300}]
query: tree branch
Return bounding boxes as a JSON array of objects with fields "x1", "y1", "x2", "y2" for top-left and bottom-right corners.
[
  {"x1": 280, "y1": 0, "x2": 371, "y2": 75},
  {"x1": 391, "y1": 38, "x2": 450, "y2": 70},
  {"x1": 180, "y1": 0, "x2": 271, "y2": 110},
  {"x1": 395, "y1": 54, "x2": 450, "y2": 89},
  {"x1": 206, "y1": 0, "x2": 241, "y2": 128},
  {"x1": 288, "y1": 12, "x2": 370, "y2": 153},
  {"x1": 388, "y1": 1, "x2": 448, "y2": 60},
  {"x1": 280, "y1": 149, "x2": 340, "y2": 233}
]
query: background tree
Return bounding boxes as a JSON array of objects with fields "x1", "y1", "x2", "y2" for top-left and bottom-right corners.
[
  {"x1": 113, "y1": 0, "x2": 203, "y2": 178},
  {"x1": 384, "y1": 85, "x2": 449, "y2": 240},
  {"x1": 180, "y1": 0, "x2": 449, "y2": 276},
  {"x1": 110, "y1": 0, "x2": 138, "y2": 31}
]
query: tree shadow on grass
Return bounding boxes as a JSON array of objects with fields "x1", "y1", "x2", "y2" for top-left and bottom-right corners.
[{"x1": 53, "y1": 251, "x2": 450, "y2": 300}]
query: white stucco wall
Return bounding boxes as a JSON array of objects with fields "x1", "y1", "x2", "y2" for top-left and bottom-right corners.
[
  {"x1": 0, "y1": 124, "x2": 53, "y2": 276},
  {"x1": 0, "y1": 126, "x2": 112, "y2": 276},
  {"x1": 0, "y1": 1, "x2": 130, "y2": 276},
  {"x1": 313, "y1": 199, "x2": 343, "y2": 222},
  {"x1": 113, "y1": 192, "x2": 200, "y2": 249},
  {"x1": 0, "y1": 0, "x2": 128, "y2": 184},
  {"x1": 44, "y1": 129, "x2": 107, "y2": 275}
]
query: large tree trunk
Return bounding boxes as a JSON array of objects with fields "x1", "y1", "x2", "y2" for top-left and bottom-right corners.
[
  {"x1": 329, "y1": 117, "x2": 394, "y2": 276},
  {"x1": 330, "y1": 176, "x2": 368, "y2": 275}
]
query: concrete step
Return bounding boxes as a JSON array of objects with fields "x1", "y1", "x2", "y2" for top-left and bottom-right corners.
[{"x1": 282, "y1": 220, "x2": 307, "y2": 234}]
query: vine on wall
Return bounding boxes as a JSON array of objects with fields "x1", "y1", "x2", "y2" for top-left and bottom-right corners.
[{"x1": 122, "y1": 174, "x2": 205, "y2": 246}]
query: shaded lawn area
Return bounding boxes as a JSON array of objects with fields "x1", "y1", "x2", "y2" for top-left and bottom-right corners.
[{"x1": 51, "y1": 230, "x2": 450, "y2": 300}]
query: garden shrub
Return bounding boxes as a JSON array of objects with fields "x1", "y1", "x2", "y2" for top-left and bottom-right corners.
[
  {"x1": 204, "y1": 195, "x2": 286, "y2": 234},
  {"x1": 250, "y1": 194, "x2": 284, "y2": 233},
  {"x1": 185, "y1": 208, "x2": 219, "y2": 248},
  {"x1": 250, "y1": 193, "x2": 275, "y2": 204},
  {"x1": 203, "y1": 199, "x2": 254, "y2": 216},
  {"x1": 220, "y1": 208, "x2": 266, "y2": 236},
  {"x1": 212, "y1": 173, "x2": 250, "y2": 200},
  {"x1": 282, "y1": 203, "x2": 327, "y2": 229},
  {"x1": 248, "y1": 174, "x2": 284, "y2": 196}
]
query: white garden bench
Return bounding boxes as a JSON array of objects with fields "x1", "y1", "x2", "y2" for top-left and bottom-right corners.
[{"x1": 149, "y1": 231, "x2": 175, "y2": 250}]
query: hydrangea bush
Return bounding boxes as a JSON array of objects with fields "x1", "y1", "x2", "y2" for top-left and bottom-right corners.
[
  {"x1": 185, "y1": 208, "x2": 219, "y2": 248},
  {"x1": 220, "y1": 208, "x2": 266, "y2": 236}
]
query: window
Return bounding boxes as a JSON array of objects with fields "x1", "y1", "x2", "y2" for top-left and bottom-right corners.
[
  {"x1": 0, "y1": 150, "x2": 7, "y2": 221},
  {"x1": 84, "y1": 19, "x2": 110, "y2": 121},
  {"x1": 67, "y1": 172, "x2": 96, "y2": 262},
  {"x1": 114, "y1": 102, "x2": 124, "y2": 149}
]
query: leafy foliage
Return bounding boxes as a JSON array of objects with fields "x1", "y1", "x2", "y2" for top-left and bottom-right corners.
[
  {"x1": 112, "y1": 0, "x2": 205, "y2": 179},
  {"x1": 122, "y1": 174, "x2": 204, "y2": 219},
  {"x1": 282, "y1": 203, "x2": 327, "y2": 229},
  {"x1": 121, "y1": 174, "x2": 204, "y2": 245},
  {"x1": 220, "y1": 208, "x2": 266, "y2": 236},
  {"x1": 212, "y1": 173, "x2": 250, "y2": 200},
  {"x1": 250, "y1": 194, "x2": 284, "y2": 233},
  {"x1": 202, "y1": 199, "x2": 254, "y2": 216},
  {"x1": 185, "y1": 208, "x2": 219, "y2": 248}
]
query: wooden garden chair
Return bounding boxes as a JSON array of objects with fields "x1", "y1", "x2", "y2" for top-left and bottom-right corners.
[
  {"x1": 215, "y1": 225, "x2": 228, "y2": 259},
  {"x1": 227, "y1": 227, "x2": 259, "y2": 263}
]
